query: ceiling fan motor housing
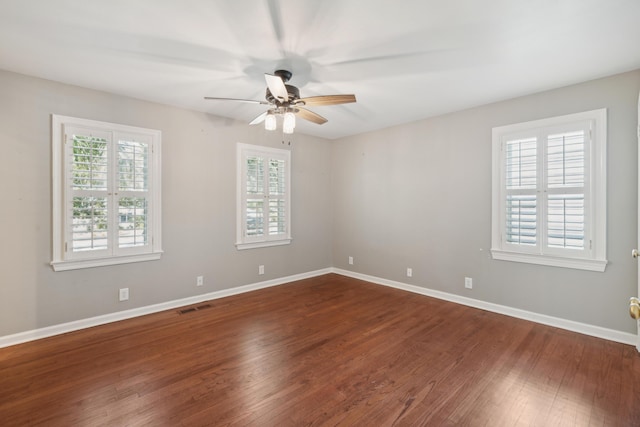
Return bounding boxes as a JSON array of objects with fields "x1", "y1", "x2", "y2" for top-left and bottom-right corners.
[
  {"x1": 274, "y1": 69, "x2": 292, "y2": 82},
  {"x1": 266, "y1": 84, "x2": 300, "y2": 105}
]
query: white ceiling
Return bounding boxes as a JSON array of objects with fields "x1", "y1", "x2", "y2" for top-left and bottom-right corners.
[{"x1": 1, "y1": 0, "x2": 639, "y2": 140}]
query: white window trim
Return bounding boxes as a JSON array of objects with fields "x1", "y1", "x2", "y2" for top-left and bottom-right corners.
[
  {"x1": 236, "y1": 143, "x2": 291, "y2": 250},
  {"x1": 491, "y1": 109, "x2": 607, "y2": 272},
  {"x1": 51, "y1": 115, "x2": 162, "y2": 271}
]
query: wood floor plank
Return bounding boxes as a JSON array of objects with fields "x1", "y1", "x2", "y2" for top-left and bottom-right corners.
[{"x1": 1, "y1": 273, "x2": 639, "y2": 426}]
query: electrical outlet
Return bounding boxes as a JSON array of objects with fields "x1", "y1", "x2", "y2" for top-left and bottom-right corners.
[
  {"x1": 259, "y1": 265, "x2": 265, "y2": 275},
  {"x1": 406, "y1": 268, "x2": 413, "y2": 277},
  {"x1": 465, "y1": 277, "x2": 473, "y2": 289},
  {"x1": 348, "y1": 256, "x2": 354, "y2": 265},
  {"x1": 119, "y1": 288, "x2": 129, "y2": 301},
  {"x1": 196, "y1": 276, "x2": 204, "y2": 286}
]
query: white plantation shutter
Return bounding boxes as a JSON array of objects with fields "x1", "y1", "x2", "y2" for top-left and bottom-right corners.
[
  {"x1": 491, "y1": 109, "x2": 607, "y2": 272},
  {"x1": 67, "y1": 128, "x2": 111, "y2": 254},
  {"x1": 505, "y1": 137, "x2": 537, "y2": 246},
  {"x1": 267, "y1": 158, "x2": 287, "y2": 236},
  {"x1": 546, "y1": 130, "x2": 586, "y2": 251},
  {"x1": 51, "y1": 115, "x2": 162, "y2": 271},
  {"x1": 237, "y1": 144, "x2": 291, "y2": 249},
  {"x1": 117, "y1": 136, "x2": 152, "y2": 249},
  {"x1": 246, "y1": 155, "x2": 265, "y2": 237}
]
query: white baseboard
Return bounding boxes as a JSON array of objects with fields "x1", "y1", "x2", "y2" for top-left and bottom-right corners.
[
  {"x1": 331, "y1": 268, "x2": 638, "y2": 347},
  {"x1": 1, "y1": 267, "x2": 635, "y2": 349},
  {"x1": 0, "y1": 268, "x2": 332, "y2": 349}
]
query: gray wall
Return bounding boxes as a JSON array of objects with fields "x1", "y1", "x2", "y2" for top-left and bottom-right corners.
[
  {"x1": 1, "y1": 68, "x2": 639, "y2": 339},
  {"x1": 0, "y1": 70, "x2": 333, "y2": 337},
  {"x1": 332, "y1": 70, "x2": 640, "y2": 334}
]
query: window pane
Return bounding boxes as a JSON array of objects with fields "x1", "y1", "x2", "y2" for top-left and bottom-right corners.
[
  {"x1": 269, "y1": 159, "x2": 285, "y2": 195},
  {"x1": 547, "y1": 131, "x2": 585, "y2": 188},
  {"x1": 505, "y1": 138, "x2": 537, "y2": 189},
  {"x1": 118, "y1": 140, "x2": 149, "y2": 191},
  {"x1": 268, "y1": 199, "x2": 286, "y2": 235},
  {"x1": 246, "y1": 156, "x2": 264, "y2": 194},
  {"x1": 72, "y1": 135, "x2": 108, "y2": 190},
  {"x1": 118, "y1": 197, "x2": 148, "y2": 248},
  {"x1": 72, "y1": 196, "x2": 108, "y2": 251},
  {"x1": 246, "y1": 199, "x2": 264, "y2": 236},
  {"x1": 237, "y1": 144, "x2": 290, "y2": 249},
  {"x1": 547, "y1": 194, "x2": 584, "y2": 249},
  {"x1": 506, "y1": 194, "x2": 536, "y2": 245}
]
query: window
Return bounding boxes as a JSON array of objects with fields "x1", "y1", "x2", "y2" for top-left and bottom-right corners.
[
  {"x1": 236, "y1": 143, "x2": 291, "y2": 250},
  {"x1": 491, "y1": 109, "x2": 607, "y2": 272},
  {"x1": 51, "y1": 115, "x2": 162, "y2": 271}
]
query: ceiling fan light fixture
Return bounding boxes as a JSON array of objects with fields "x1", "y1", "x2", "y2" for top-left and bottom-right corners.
[
  {"x1": 283, "y1": 111, "x2": 296, "y2": 134},
  {"x1": 265, "y1": 113, "x2": 277, "y2": 131}
]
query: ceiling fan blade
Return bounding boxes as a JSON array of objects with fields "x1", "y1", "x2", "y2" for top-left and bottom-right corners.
[
  {"x1": 296, "y1": 94, "x2": 356, "y2": 106},
  {"x1": 265, "y1": 73, "x2": 288, "y2": 102},
  {"x1": 249, "y1": 111, "x2": 268, "y2": 125},
  {"x1": 266, "y1": 0, "x2": 285, "y2": 52},
  {"x1": 204, "y1": 96, "x2": 269, "y2": 105},
  {"x1": 296, "y1": 107, "x2": 327, "y2": 125}
]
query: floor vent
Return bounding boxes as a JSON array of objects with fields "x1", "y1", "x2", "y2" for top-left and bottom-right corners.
[{"x1": 178, "y1": 304, "x2": 212, "y2": 315}]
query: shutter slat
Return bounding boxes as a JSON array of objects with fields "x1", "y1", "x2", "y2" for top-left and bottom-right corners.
[{"x1": 505, "y1": 193, "x2": 537, "y2": 245}]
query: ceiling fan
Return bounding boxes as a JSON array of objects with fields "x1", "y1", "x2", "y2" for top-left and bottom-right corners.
[{"x1": 204, "y1": 70, "x2": 356, "y2": 134}]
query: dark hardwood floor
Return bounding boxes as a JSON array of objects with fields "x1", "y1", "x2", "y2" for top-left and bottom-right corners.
[{"x1": 1, "y1": 274, "x2": 639, "y2": 426}]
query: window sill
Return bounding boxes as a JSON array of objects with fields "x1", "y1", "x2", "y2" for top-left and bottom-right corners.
[
  {"x1": 490, "y1": 249, "x2": 607, "y2": 272},
  {"x1": 51, "y1": 251, "x2": 163, "y2": 271},
  {"x1": 236, "y1": 239, "x2": 291, "y2": 251}
]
